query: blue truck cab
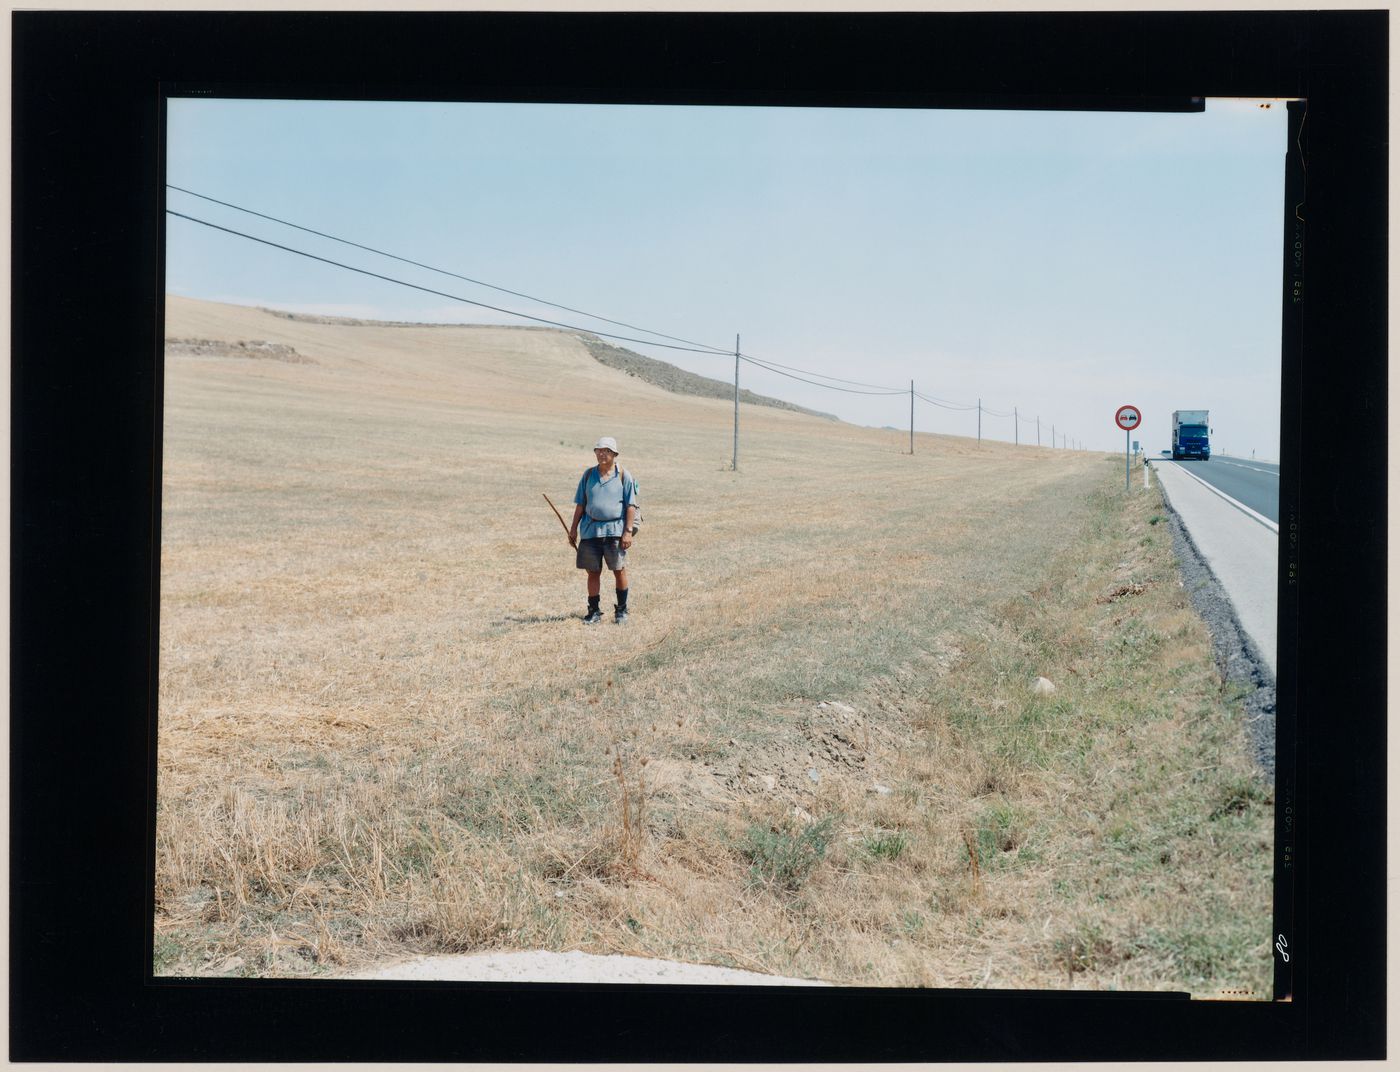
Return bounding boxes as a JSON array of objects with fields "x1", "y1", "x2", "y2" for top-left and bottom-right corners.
[{"x1": 1171, "y1": 409, "x2": 1211, "y2": 460}]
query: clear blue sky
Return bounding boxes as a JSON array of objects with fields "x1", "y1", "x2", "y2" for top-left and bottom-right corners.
[{"x1": 166, "y1": 98, "x2": 1287, "y2": 457}]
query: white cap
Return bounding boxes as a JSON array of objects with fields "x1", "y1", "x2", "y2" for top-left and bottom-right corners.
[{"x1": 594, "y1": 436, "x2": 619, "y2": 453}]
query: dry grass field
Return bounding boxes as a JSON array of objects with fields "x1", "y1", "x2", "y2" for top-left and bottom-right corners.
[{"x1": 155, "y1": 295, "x2": 1273, "y2": 993}]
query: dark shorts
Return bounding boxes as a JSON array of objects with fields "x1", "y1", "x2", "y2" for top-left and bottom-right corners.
[{"x1": 576, "y1": 536, "x2": 627, "y2": 572}]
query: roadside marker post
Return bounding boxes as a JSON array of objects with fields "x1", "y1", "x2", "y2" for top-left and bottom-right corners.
[{"x1": 1115, "y1": 405, "x2": 1142, "y2": 490}]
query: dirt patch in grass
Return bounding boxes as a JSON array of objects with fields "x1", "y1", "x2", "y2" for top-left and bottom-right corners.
[
  {"x1": 154, "y1": 296, "x2": 1272, "y2": 994},
  {"x1": 166, "y1": 338, "x2": 315, "y2": 363}
]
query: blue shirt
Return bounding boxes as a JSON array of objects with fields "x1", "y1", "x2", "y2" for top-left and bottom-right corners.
[{"x1": 574, "y1": 465, "x2": 639, "y2": 540}]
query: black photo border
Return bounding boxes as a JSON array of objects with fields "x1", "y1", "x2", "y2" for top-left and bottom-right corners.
[{"x1": 11, "y1": 8, "x2": 1386, "y2": 1062}]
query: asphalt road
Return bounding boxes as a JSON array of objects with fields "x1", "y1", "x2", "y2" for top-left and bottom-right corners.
[{"x1": 1163, "y1": 455, "x2": 1279, "y2": 523}]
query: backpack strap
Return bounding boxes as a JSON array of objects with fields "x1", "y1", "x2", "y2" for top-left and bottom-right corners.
[
  {"x1": 581, "y1": 465, "x2": 597, "y2": 510},
  {"x1": 620, "y1": 468, "x2": 634, "y2": 506}
]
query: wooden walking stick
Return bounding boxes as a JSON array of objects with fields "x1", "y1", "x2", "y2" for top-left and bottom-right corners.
[{"x1": 543, "y1": 493, "x2": 576, "y2": 549}]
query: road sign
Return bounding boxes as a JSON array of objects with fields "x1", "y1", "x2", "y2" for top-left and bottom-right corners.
[{"x1": 1115, "y1": 406, "x2": 1142, "y2": 491}]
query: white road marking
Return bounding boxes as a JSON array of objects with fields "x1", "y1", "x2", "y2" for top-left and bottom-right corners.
[
  {"x1": 1212, "y1": 458, "x2": 1280, "y2": 477},
  {"x1": 1159, "y1": 461, "x2": 1279, "y2": 533}
]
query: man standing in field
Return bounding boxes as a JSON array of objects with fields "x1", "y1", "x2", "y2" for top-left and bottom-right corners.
[{"x1": 569, "y1": 436, "x2": 639, "y2": 624}]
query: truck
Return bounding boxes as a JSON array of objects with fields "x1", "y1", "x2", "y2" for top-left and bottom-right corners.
[{"x1": 1171, "y1": 409, "x2": 1211, "y2": 460}]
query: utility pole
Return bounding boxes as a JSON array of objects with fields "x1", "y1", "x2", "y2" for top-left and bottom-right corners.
[
  {"x1": 1052, "y1": 424, "x2": 1055, "y2": 448},
  {"x1": 1014, "y1": 407, "x2": 1018, "y2": 446},
  {"x1": 977, "y1": 398, "x2": 982, "y2": 447},
  {"x1": 910, "y1": 380, "x2": 915, "y2": 455},
  {"x1": 1037, "y1": 416, "x2": 1040, "y2": 446},
  {"x1": 732, "y1": 334, "x2": 740, "y2": 471}
]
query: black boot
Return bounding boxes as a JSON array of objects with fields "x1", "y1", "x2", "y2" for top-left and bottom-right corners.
[
  {"x1": 614, "y1": 587, "x2": 629, "y2": 623},
  {"x1": 583, "y1": 595, "x2": 602, "y2": 624}
]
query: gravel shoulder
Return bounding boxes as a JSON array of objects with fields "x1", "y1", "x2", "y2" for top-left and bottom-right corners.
[{"x1": 1156, "y1": 471, "x2": 1276, "y2": 776}]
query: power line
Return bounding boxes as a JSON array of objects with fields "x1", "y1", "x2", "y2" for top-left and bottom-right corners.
[
  {"x1": 169, "y1": 199, "x2": 1065, "y2": 436},
  {"x1": 167, "y1": 184, "x2": 734, "y2": 356},
  {"x1": 166, "y1": 210, "x2": 731, "y2": 356},
  {"x1": 171, "y1": 185, "x2": 1020, "y2": 406},
  {"x1": 737, "y1": 353, "x2": 907, "y2": 392},
  {"x1": 169, "y1": 186, "x2": 1019, "y2": 408},
  {"x1": 740, "y1": 354, "x2": 906, "y2": 395},
  {"x1": 913, "y1": 390, "x2": 978, "y2": 411},
  {"x1": 170, "y1": 208, "x2": 960, "y2": 404}
]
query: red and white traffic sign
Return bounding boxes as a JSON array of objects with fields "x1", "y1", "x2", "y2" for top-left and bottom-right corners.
[{"x1": 1115, "y1": 405, "x2": 1142, "y2": 430}]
